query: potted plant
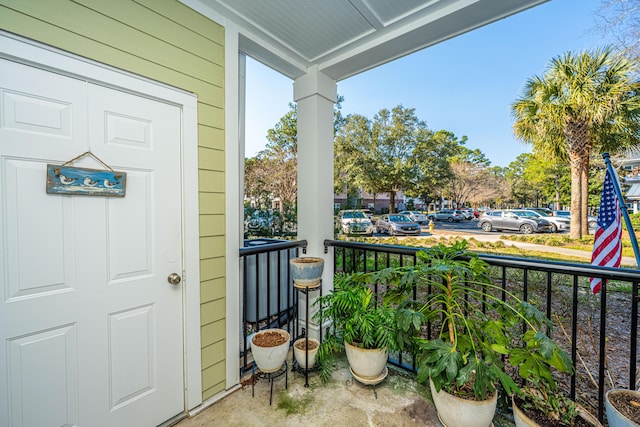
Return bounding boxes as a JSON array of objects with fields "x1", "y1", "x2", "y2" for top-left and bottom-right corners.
[
  {"x1": 312, "y1": 272, "x2": 398, "y2": 383},
  {"x1": 251, "y1": 328, "x2": 290, "y2": 373},
  {"x1": 606, "y1": 389, "x2": 640, "y2": 427},
  {"x1": 507, "y1": 318, "x2": 603, "y2": 427},
  {"x1": 293, "y1": 337, "x2": 320, "y2": 369},
  {"x1": 378, "y1": 241, "x2": 571, "y2": 427},
  {"x1": 290, "y1": 257, "x2": 324, "y2": 288},
  {"x1": 511, "y1": 387, "x2": 602, "y2": 426}
]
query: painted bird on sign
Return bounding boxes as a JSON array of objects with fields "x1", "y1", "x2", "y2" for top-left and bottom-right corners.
[{"x1": 59, "y1": 175, "x2": 77, "y2": 185}]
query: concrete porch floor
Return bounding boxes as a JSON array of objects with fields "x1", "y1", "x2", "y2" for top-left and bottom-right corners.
[{"x1": 175, "y1": 354, "x2": 516, "y2": 427}]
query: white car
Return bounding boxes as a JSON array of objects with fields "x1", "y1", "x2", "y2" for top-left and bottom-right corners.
[
  {"x1": 519, "y1": 209, "x2": 570, "y2": 233},
  {"x1": 336, "y1": 210, "x2": 375, "y2": 236},
  {"x1": 399, "y1": 210, "x2": 428, "y2": 224},
  {"x1": 553, "y1": 210, "x2": 597, "y2": 229},
  {"x1": 459, "y1": 209, "x2": 474, "y2": 220}
]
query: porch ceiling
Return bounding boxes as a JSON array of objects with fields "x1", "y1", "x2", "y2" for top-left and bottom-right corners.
[{"x1": 190, "y1": 0, "x2": 548, "y2": 81}]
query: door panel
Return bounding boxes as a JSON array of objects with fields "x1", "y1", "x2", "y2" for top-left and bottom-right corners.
[
  {"x1": 0, "y1": 58, "x2": 184, "y2": 427},
  {"x1": 8, "y1": 324, "x2": 78, "y2": 427}
]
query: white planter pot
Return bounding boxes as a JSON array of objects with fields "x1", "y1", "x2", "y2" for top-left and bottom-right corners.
[
  {"x1": 251, "y1": 328, "x2": 290, "y2": 373},
  {"x1": 293, "y1": 337, "x2": 319, "y2": 369},
  {"x1": 290, "y1": 257, "x2": 324, "y2": 287},
  {"x1": 429, "y1": 378, "x2": 497, "y2": 427},
  {"x1": 606, "y1": 389, "x2": 640, "y2": 427},
  {"x1": 513, "y1": 395, "x2": 602, "y2": 427},
  {"x1": 344, "y1": 340, "x2": 388, "y2": 379}
]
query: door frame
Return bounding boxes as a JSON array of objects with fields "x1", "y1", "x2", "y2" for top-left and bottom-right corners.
[{"x1": 0, "y1": 31, "x2": 203, "y2": 411}]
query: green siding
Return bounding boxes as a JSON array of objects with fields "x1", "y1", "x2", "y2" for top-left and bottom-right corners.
[
  {"x1": 201, "y1": 277, "x2": 226, "y2": 302},
  {"x1": 201, "y1": 298, "x2": 225, "y2": 325},
  {"x1": 0, "y1": 0, "x2": 228, "y2": 402},
  {"x1": 200, "y1": 258, "x2": 226, "y2": 281},
  {"x1": 200, "y1": 215, "x2": 225, "y2": 237},
  {"x1": 201, "y1": 319, "x2": 226, "y2": 347},
  {"x1": 200, "y1": 236, "x2": 226, "y2": 259},
  {"x1": 199, "y1": 193, "x2": 226, "y2": 215},
  {"x1": 202, "y1": 360, "x2": 226, "y2": 399},
  {"x1": 199, "y1": 170, "x2": 225, "y2": 193},
  {"x1": 198, "y1": 147, "x2": 225, "y2": 172},
  {"x1": 199, "y1": 126, "x2": 225, "y2": 150},
  {"x1": 202, "y1": 340, "x2": 225, "y2": 369}
]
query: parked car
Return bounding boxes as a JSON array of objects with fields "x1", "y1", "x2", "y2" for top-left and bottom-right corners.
[
  {"x1": 458, "y1": 208, "x2": 478, "y2": 220},
  {"x1": 336, "y1": 210, "x2": 375, "y2": 236},
  {"x1": 553, "y1": 210, "x2": 597, "y2": 229},
  {"x1": 427, "y1": 209, "x2": 464, "y2": 222},
  {"x1": 376, "y1": 214, "x2": 421, "y2": 236},
  {"x1": 477, "y1": 209, "x2": 553, "y2": 234},
  {"x1": 399, "y1": 210, "x2": 428, "y2": 224},
  {"x1": 520, "y1": 209, "x2": 570, "y2": 233},
  {"x1": 245, "y1": 209, "x2": 276, "y2": 234},
  {"x1": 359, "y1": 209, "x2": 375, "y2": 223},
  {"x1": 525, "y1": 207, "x2": 553, "y2": 216}
]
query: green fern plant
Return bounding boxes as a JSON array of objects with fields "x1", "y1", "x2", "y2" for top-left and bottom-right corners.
[{"x1": 312, "y1": 273, "x2": 398, "y2": 382}]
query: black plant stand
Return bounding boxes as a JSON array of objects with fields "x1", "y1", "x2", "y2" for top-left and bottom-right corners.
[
  {"x1": 251, "y1": 361, "x2": 288, "y2": 405},
  {"x1": 292, "y1": 280, "x2": 322, "y2": 387}
]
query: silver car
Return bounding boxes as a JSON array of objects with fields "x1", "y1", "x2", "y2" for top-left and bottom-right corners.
[
  {"x1": 399, "y1": 210, "x2": 428, "y2": 224},
  {"x1": 376, "y1": 214, "x2": 421, "y2": 236},
  {"x1": 478, "y1": 209, "x2": 552, "y2": 234},
  {"x1": 428, "y1": 209, "x2": 464, "y2": 222}
]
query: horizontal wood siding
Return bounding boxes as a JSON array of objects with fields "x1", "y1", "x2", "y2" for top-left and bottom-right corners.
[{"x1": 0, "y1": 0, "x2": 227, "y2": 401}]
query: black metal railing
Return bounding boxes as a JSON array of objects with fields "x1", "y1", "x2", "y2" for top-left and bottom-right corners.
[
  {"x1": 239, "y1": 239, "x2": 307, "y2": 375},
  {"x1": 325, "y1": 239, "x2": 640, "y2": 423}
]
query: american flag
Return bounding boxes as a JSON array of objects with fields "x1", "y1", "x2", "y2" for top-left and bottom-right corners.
[{"x1": 590, "y1": 168, "x2": 623, "y2": 294}]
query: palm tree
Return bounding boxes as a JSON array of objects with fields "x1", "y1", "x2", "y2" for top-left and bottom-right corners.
[{"x1": 512, "y1": 47, "x2": 640, "y2": 238}]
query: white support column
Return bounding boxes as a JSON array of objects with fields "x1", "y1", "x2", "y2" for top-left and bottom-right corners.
[{"x1": 294, "y1": 66, "x2": 337, "y2": 330}]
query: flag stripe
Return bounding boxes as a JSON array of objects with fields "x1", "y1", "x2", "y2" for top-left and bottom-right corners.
[{"x1": 590, "y1": 168, "x2": 623, "y2": 294}]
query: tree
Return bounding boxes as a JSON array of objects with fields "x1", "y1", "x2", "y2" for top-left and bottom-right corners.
[
  {"x1": 246, "y1": 97, "x2": 345, "y2": 216},
  {"x1": 441, "y1": 146, "x2": 494, "y2": 208},
  {"x1": 596, "y1": 0, "x2": 640, "y2": 63},
  {"x1": 334, "y1": 114, "x2": 370, "y2": 204},
  {"x1": 335, "y1": 105, "x2": 432, "y2": 212},
  {"x1": 511, "y1": 47, "x2": 640, "y2": 238},
  {"x1": 259, "y1": 102, "x2": 299, "y2": 211},
  {"x1": 244, "y1": 156, "x2": 275, "y2": 209},
  {"x1": 409, "y1": 130, "x2": 464, "y2": 206}
]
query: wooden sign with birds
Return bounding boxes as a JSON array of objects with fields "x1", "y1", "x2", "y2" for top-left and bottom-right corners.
[{"x1": 46, "y1": 152, "x2": 126, "y2": 197}]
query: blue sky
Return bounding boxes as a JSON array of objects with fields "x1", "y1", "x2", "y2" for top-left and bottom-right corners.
[{"x1": 245, "y1": 0, "x2": 613, "y2": 167}]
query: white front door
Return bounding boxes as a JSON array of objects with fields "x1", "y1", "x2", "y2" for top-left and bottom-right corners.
[{"x1": 0, "y1": 58, "x2": 184, "y2": 426}]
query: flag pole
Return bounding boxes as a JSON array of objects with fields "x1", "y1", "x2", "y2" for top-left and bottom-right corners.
[{"x1": 602, "y1": 152, "x2": 640, "y2": 268}]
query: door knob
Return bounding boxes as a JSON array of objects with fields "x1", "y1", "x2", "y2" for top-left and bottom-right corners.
[{"x1": 167, "y1": 273, "x2": 182, "y2": 285}]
